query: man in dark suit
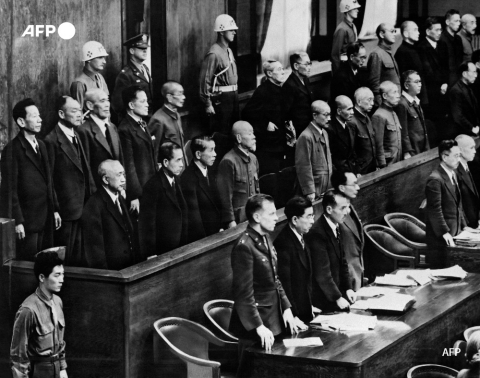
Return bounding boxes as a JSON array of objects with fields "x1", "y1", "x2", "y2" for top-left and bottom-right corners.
[
  {"x1": 305, "y1": 190, "x2": 355, "y2": 312},
  {"x1": 449, "y1": 62, "x2": 480, "y2": 138},
  {"x1": 275, "y1": 196, "x2": 315, "y2": 323},
  {"x1": 351, "y1": 87, "x2": 376, "y2": 174},
  {"x1": 139, "y1": 142, "x2": 188, "y2": 258},
  {"x1": 181, "y1": 136, "x2": 221, "y2": 242},
  {"x1": 44, "y1": 96, "x2": 96, "y2": 265},
  {"x1": 81, "y1": 160, "x2": 137, "y2": 270},
  {"x1": 426, "y1": 140, "x2": 467, "y2": 266},
  {"x1": 328, "y1": 95, "x2": 358, "y2": 174},
  {"x1": 330, "y1": 42, "x2": 367, "y2": 108},
  {"x1": 242, "y1": 59, "x2": 286, "y2": 175},
  {"x1": 229, "y1": 194, "x2": 304, "y2": 355},
  {"x1": 396, "y1": 70, "x2": 429, "y2": 158},
  {"x1": 439, "y1": 9, "x2": 463, "y2": 87},
  {"x1": 332, "y1": 170, "x2": 365, "y2": 291},
  {"x1": 456, "y1": 135, "x2": 480, "y2": 228},
  {"x1": 0, "y1": 98, "x2": 60, "y2": 260},
  {"x1": 118, "y1": 85, "x2": 157, "y2": 214}
]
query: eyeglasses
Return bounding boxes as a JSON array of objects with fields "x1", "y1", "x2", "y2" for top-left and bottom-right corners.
[
  {"x1": 300, "y1": 213, "x2": 315, "y2": 220},
  {"x1": 297, "y1": 61, "x2": 312, "y2": 67},
  {"x1": 407, "y1": 80, "x2": 422, "y2": 84},
  {"x1": 313, "y1": 112, "x2": 331, "y2": 117},
  {"x1": 343, "y1": 184, "x2": 359, "y2": 187}
]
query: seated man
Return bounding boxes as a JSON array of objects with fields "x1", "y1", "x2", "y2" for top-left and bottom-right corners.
[
  {"x1": 305, "y1": 190, "x2": 356, "y2": 312},
  {"x1": 82, "y1": 160, "x2": 137, "y2": 270},
  {"x1": 425, "y1": 140, "x2": 467, "y2": 266},
  {"x1": 275, "y1": 196, "x2": 315, "y2": 323}
]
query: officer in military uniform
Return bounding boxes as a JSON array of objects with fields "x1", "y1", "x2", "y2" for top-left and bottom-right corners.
[
  {"x1": 199, "y1": 14, "x2": 239, "y2": 134},
  {"x1": 331, "y1": 0, "x2": 361, "y2": 73},
  {"x1": 112, "y1": 34, "x2": 153, "y2": 120},
  {"x1": 70, "y1": 41, "x2": 109, "y2": 112}
]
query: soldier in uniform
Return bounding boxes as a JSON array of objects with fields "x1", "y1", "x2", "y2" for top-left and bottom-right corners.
[
  {"x1": 199, "y1": 14, "x2": 239, "y2": 134},
  {"x1": 70, "y1": 41, "x2": 109, "y2": 112},
  {"x1": 112, "y1": 34, "x2": 153, "y2": 119},
  {"x1": 10, "y1": 251, "x2": 67, "y2": 378}
]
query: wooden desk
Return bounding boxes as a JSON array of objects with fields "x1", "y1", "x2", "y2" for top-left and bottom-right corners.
[
  {"x1": 245, "y1": 274, "x2": 480, "y2": 378},
  {"x1": 446, "y1": 245, "x2": 480, "y2": 273}
]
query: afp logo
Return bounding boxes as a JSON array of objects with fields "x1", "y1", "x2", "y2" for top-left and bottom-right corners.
[{"x1": 22, "y1": 22, "x2": 76, "y2": 40}]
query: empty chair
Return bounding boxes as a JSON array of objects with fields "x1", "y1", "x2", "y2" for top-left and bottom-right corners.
[
  {"x1": 464, "y1": 326, "x2": 480, "y2": 341},
  {"x1": 451, "y1": 340, "x2": 468, "y2": 371},
  {"x1": 153, "y1": 317, "x2": 237, "y2": 378},
  {"x1": 406, "y1": 364, "x2": 458, "y2": 378},
  {"x1": 259, "y1": 173, "x2": 278, "y2": 203},
  {"x1": 203, "y1": 300, "x2": 238, "y2": 342},
  {"x1": 184, "y1": 139, "x2": 193, "y2": 164}
]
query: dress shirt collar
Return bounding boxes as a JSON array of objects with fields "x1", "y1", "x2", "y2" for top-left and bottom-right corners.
[
  {"x1": 402, "y1": 91, "x2": 420, "y2": 105},
  {"x1": 426, "y1": 37, "x2": 437, "y2": 49},
  {"x1": 194, "y1": 160, "x2": 208, "y2": 177},
  {"x1": 336, "y1": 117, "x2": 346, "y2": 129},
  {"x1": 310, "y1": 121, "x2": 323, "y2": 135},
  {"x1": 163, "y1": 104, "x2": 179, "y2": 119},
  {"x1": 163, "y1": 170, "x2": 175, "y2": 186},
  {"x1": 460, "y1": 160, "x2": 469, "y2": 172},
  {"x1": 91, "y1": 113, "x2": 109, "y2": 135},
  {"x1": 58, "y1": 122, "x2": 75, "y2": 142},
  {"x1": 289, "y1": 224, "x2": 305, "y2": 245},
  {"x1": 23, "y1": 130, "x2": 39, "y2": 150},
  {"x1": 440, "y1": 164, "x2": 457, "y2": 185},
  {"x1": 325, "y1": 215, "x2": 338, "y2": 237},
  {"x1": 103, "y1": 185, "x2": 119, "y2": 204},
  {"x1": 127, "y1": 112, "x2": 143, "y2": 124},
  {"x1": 130, "y1": 58, "x2": 145, "y2": 73},
  {"x1": 237, "y1": 145, "x2": 250, "y2": 157},
  {"x1": 36, "y1": 287, "x2": 53, "y2": 303}
]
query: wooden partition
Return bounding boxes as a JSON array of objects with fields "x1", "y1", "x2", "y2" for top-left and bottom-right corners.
[{"x1": 0, "y1": 148, "x2": 439, "y2": 378}]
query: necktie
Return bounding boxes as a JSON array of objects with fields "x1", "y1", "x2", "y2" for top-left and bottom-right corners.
[
  {"x1": 336, "y1": 225, "x2": 342, "y2": 246},
  {"x1": 104, "y1": 124, "x2": 114, "y2": 153},
  {"x1": 138, "y1": 120, "x2": 148, "y2": 133},
  {"x1": 115, "y1": 198, "x2": 123, "y2": 215},
  {"x1": 72, "y1": 135, "x2": 80, "y2": 157},
  {"x1": 452, "y1": 174, "x2": 461, "y2": 200},
  {"x1": 172, "y1": 179, "x2": 177, "y2": 196},
  {"x1": 33, "y1": 140, "x2": 42, "y2": 161},
  {"x1": 300, "y1": 235, "x2": 305, "y2": 250},
  {"x1": 205, "y1": 171, "x2": 210, "y2": 187},
  {"x1": 142, "y1": 65, "x2": 149, "y2": 82}
]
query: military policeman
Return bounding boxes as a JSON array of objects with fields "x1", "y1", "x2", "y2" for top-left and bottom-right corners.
[
  {"x1": 70, "y1": 41, "x2": 109, "y2": 112},
  {"x1": 199, "y1": 14, "x2": 239, "y2": 134},
  {"x1": 112, "y1": 34, "x2": 153, "y2": 119},
  {"x1": 331, "y1": 0, "x2": 361, "y2": 73},
  {"x1": 10, "y1": 251, "x2": 67, "y2": 378}
]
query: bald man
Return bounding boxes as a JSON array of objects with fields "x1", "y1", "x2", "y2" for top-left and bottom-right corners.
[
  {"x1": 367, "y1": 23, "x2": 400, "y2": 107},
  {"x1": 328, "y1": 95, "x2": 358, "y2": 174},
  {"x1": 295, "y1": 101, "x2": 333, "y2": 201},
  {"x1": 456, "y1": 135, "x2": 480, "y2": 228},
  {"x1": 148, "y1": 81, "x2": 188, "y2": 168},
  {"x1": 217, "y1": 121, "x2": 260, "y2": 228},
  {"x1": 459, "y1": 14, "x2": 477, "y2": 63},
  {"x1": 78, "y1": 88, "x2": 124, "y2": 189}
]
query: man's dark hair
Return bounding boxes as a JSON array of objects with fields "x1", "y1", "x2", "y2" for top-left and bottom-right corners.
[
  {"x1": 284, "y1": 196, "x2": 313, "y2": 221},
  {"x1": 472, "y1": 50, "x2": 480, "y2": 65},
  {"x1": 376, "y1": 23, "x2": 386, "y2": 40},
  {"x1": 34, "y1": 251, "x2": 63, "y2": 282},
  {"x1": 346, "y1": 42, "x2": 365, "y2": 60},
  {"x1": 12, "y1": 98, "x2": 36, "y2": 123},
  {"x1": 425, "y1": 17, "x2": 441, "y2": 31},
  {"x1": 159, "y1": 141, "x2": 182, "y2": 163},
  {"x1": 289, "y1": 53, "x2": 303, "y2": 70},
  {"x1": 331, "y1": 169, "x2": 351, "y2": 190},
  {"x1": 122, "y1": 85, "x2": 145, "y2": 110},
  {"x1": 438, "y1": 139, "x2": 458, "y2": 159},
  {"x1": 401, "y1": 70, "x2": 419, "y2": 89},
  {"x1": 458, "y1": 61, "x2": 473, "y2": 78},
  {"x1": 190, "y1": 135, "x2": 214, "y2": 158},
  {"x1": 445, "y1": 9, "x2": 460, "y2": 22},
  {"x1": 245, "y1": 194, "x2": 274, "y2": 223},
  {"x1": 55, "y1": 95, "x2": 73, "y2": 113},
  {"x1": 322, "y1": 190, "x2": 347, "y2": 212}
]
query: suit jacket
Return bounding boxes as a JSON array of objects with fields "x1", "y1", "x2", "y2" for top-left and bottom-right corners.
[
  {"x1": 148, "y1": 105, "x2": 187, "y2": 168},
  {"x1": 425, "y1": 165, "x2": 467, "y2": 247},
  {"x1": 305, "y1": 215, "x2": 352, "y2": 311},
  {"x1": 367, "y1": 42, "x2": 400, "y2": 106},
  {"x1": 372, "y1": 104, "x2": 402, "y2": 167},
  {"x1": 327, "y1": 117, "x2": 358, "y2": 174},
  {"x1": 396, "y1": 95, "x2": 429, "y2": 155},
  {"x1": 330, "y1": 62, "x2": 366, "y2": 106},
  {"x1": 439, "y1": 30, "x2": 463, "y2": 86},
  {"x1": 274, "y1": 225, "x2": 313, "y2": 322},
  {"x1": 81, "y1": 187, "x2": 136, "y2": 270},
  {"x1": 180, "y1": 162, "x2": 221, "y2": 241},
  {"x1": 44, "y1": 125, "x2": 96, "y2": 221},
  {"x1": 138, "y1": 169, "x2": 188, "y2": 258},
  {"x1": 394, "y1": 41, "x2": 428, "y2": 103},
  {"x1": 77, "y1": 117, "x2": 124, "y2": 187},
  {"x1": 118, "y1": 114, "x2": 157, "y2": 201},
  {"x1": 229, "y1": 226, "x2": 291, "y2": 338},
  {"x1": 448, "y1": 80, "x2": 480, "y2": 137},
  {"x1": 458, "y1": 29, "x2": 474, "y2": 63},
  {"x1": 0, "y1": 131, "x2": 56, "y2": 234},
  {"x1": 340, "y1": 205, "x2": 364, "y2": 291},
  {"x1": 282, "y1": 72, "x2": 314, "y2": 136},
  {"x1": 457, "y1": 163, "x2": 480, "y2": 228},
  {"x1": 295, "y1": 123, "x2": 332, "y2": 197},
  {"x1": 351, "y1": 108, "x2": 377, "y2": 174}
]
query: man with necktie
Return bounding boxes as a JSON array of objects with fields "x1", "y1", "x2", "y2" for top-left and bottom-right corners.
[{"x1": 44, "y1": 96, "x2": 96, "y2": 265}]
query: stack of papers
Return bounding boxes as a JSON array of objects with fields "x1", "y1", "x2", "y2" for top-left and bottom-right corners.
[
  {"x1": 396, "y1": 269, "x2": 434, "y2": 286},
  {"x1": 356, "y1": 286, "x2": 400, "y2": 297},
  {"x1": 351, "y1": 293, "x2": 416, "y2": 313},
  {"x1": 430, "y1": 265, "x2": 467, "y2": 279},
  {"x1": 310, "y1": 313, "x2": 377, "y2": 331},
  {"x1": 374, "y1": 274, "x2": 417, "y2": 287},
  {"x1": 453, "y1": 229, "x2": 480, "y2": 247},
  {"x1": 283, "y1": 337, "x2": 323, "y2": 347}
]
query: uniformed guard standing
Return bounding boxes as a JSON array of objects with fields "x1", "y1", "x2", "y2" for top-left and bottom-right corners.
[
  {"x1": 112, "y1": 34, "x2": 153, "y2": 120},
  {"x1": 331, "y1": 0, "x2": 361, "y2": 73},
  {"x1": 199, "y1": 14, "x2": 239, "y2": 135}
]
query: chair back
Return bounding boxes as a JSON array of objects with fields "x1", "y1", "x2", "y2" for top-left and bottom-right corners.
[
  {"x1": 365, "y1": 224, "x2": 416, "y2": 258},
  {"x1": 464, "y1": 326, "x2": 480, "y2": 341},
  {"x1": 203, "y1": 300, "x2": 238, "y2": 342},
  {"x1": 406, "y1": 364, "x2": 458, "y2": 378},
  {"x1": 184, "y1": 140, "x2": 193, "y2": 164},
  {"x1": 37, "y1": 246, "x2": 66, "y2": 260},
  {"x1": 451, "y1": 340, "x2": 468, "y2": 371},
  {"x1": 384, "y1": 213, "x2": 426, "y2": 245},
  {"x1": 277, "y1": 166, "x2": 296, "y2": 208},
  {"x1": 259, "y1": 173, "x2": 278, "y2": 201}
]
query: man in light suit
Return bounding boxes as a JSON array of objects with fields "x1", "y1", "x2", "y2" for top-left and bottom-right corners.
[
  {"x1": 78, "y1": 88, "x2": 124, "y2": 189},
  {"x1": 295, "y1": 100, "x2": 333, "y2": 201},
  {"x1": 332, "y1": 170, "x2": 365, "y2": 291},
  {"x1": 425, "y1": 140, "x2": 467, "y2": 266},
  {"x1": 44, "y1": 96, "x2": 96, "y2": 265},
  {"x1": 275, "y1": 196, "x2": 315, "y2": 323}
]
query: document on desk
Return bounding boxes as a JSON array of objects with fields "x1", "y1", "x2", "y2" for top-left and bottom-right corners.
[
  {"x1": 351, "y1": 293, "x2": 416, "y2": 313},
  {"x1": 356, "y1": 286, "x2": 400, "y2": 297},
  {"x1": 374, "y1": 274, "x2": 417, "y2": 287},
  {"x1": 283, "y1": 337, "x2": 323, "y2": 347},
  {"x1": 453, "y1": 229, "x2": 480, "y2": 246},
  {"x1": 310, "y1": 313, "x2": 377, "y2": 331},
  {"x1": 395, "y1": 269, "x2": 433, "y2": 286},
  {"x1": 430, "y1": 265, "x2": 467, "y2": 280}
]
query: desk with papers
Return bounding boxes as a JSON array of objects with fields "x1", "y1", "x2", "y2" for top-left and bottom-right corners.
[{"x1": 244, "y1": 273, "x2": 480, "y2": 378}]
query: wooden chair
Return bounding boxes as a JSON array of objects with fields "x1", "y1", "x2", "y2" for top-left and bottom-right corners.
[
  {"x1": 276, "y1": 166, "x2": 296, "y2": 208},
  {"x1": 184, "y1": 139, "x2": 193, "y2": 164},
  {"x1": 37, "y1": 246, "x2": 66, "y2": 261},
  {"x1": 364, "y1": 224, "x2": 416, "y2": 277},
  {"x1": 203, "y1": 300, "x2": 238, "y2": 342},
  {"x1": 259, "y1": 173, "x2": 278, "y2": 203},
  {"x1": 406, "y1": 364, "x2": 458, "y2": 378},
  {"x1": 464, "y1": 326, "x2": 480, "y2": 341},
  {"x1": 153, "y1": 317, "x2": 237, "y2": 378},
  {"x1": 451, "y1": 340, "x2": 468, "y2": 371}
]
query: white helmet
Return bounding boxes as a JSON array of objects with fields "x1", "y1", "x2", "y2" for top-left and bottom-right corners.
[
  {"x1": 214, "y1": 14, "x2": 238, "y2": 32},
  {"x1": 339, "y1": 0, "x2": 361, "y2": 13},
  {"x1": 82, "y1": 41, "x2": 109, "y2": 62}
]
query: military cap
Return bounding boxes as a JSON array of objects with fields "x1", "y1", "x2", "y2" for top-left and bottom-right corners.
[{"x1": 124, "y1": 34, "x2": 150, "y2": 48}]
